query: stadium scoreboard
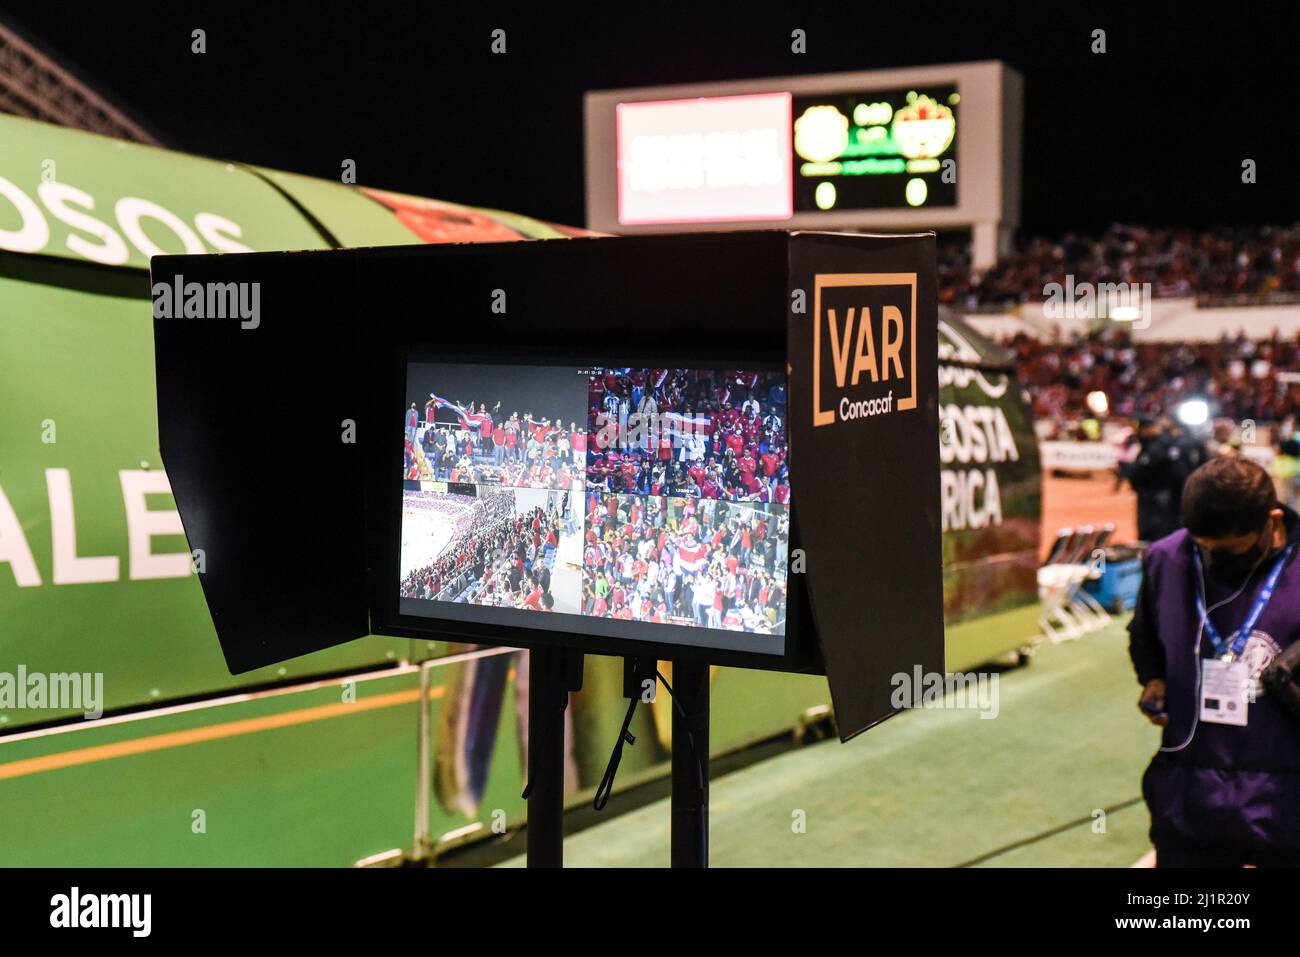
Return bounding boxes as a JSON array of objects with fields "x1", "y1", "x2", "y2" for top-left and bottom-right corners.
[
  {"x1": 152, "y1": 231, "x2": 944, "y2": 739},
  {"x1": 585, "y1": 61, "x2": 1022, "y2": 269}
]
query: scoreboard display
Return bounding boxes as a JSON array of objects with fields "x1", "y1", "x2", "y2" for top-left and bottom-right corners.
[
  {"x1": 585, "y1": 61, "x2": 1021, "y2": 265},
  {"x1": 613, "y1": 86, "x2": 959, "y2": 225},
  {"x1": 791, "y1": 86, "x2": 959, "y2": 213}
]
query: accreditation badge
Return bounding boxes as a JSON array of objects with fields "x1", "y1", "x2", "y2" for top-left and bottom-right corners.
[{"x1": 1201, "y1": 657, "x2": 1251, "y2": 726}]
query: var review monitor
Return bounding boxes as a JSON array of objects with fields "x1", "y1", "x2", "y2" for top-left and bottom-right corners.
[{"x1": 397, "y1": 362, "x2": 791, "y2": 656}]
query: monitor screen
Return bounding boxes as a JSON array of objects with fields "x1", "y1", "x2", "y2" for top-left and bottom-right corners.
[{"x1": 398, "y1": 362, "x2": 791, "y2": 655}]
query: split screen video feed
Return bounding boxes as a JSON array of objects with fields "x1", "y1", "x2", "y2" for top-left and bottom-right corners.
[{"x1": 399, "y1": 363, "x2": 790, "y2": 649}]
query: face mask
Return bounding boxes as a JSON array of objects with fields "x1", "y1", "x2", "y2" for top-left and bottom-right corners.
[{"x1": 1201, "y1": 519, "x2": 1276, "y2": 586}]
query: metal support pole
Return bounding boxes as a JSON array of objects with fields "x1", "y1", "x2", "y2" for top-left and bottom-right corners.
[
  {"x1": 526, "y1": 646, "x2": 574, "y2": 867},
  {"x1": 670, "y1": 659, "x2": 709, "y2": 868}
]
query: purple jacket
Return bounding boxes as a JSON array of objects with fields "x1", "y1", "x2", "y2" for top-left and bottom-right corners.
[{"x1": 1128, "y1": 507, "x2": 1300, "y2": 850}]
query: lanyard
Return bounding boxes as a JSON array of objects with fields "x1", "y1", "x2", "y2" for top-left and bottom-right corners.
[{"x1": 1193, "y1": 544, "x2": 1294, "y2": 659}]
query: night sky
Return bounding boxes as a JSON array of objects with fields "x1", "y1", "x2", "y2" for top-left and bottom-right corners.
[{"x1": 5, "y1": 1, "x2": 1298, "y2": 236}]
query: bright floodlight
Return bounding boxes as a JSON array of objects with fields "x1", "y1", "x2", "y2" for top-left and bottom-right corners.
[
  {"x1": 1177, "y1": 399, "x2": 1210, "y2": 427},
  {"x1": 1110, "y1": 305, "x2": 1142, "y2": 322},
  {"x1": 1085, "y1": 390, "x2": 1109, "y2": 416}
]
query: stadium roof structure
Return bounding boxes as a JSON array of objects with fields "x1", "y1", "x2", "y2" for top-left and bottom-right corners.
[{"x1": 0, "y1": 18, "x2": 161, "y2": 145}]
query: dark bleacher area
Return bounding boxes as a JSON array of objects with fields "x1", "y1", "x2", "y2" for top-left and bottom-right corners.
[{"x1": 939, "y1": 223, "x2": 1300, "y2": 309}]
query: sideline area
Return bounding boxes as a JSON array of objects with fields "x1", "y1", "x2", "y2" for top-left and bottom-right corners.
[{"x1": 501, "y1": 619, "x2": 1159, "y2": 867}]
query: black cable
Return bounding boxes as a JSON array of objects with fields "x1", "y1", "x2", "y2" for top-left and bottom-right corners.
[
  {"x1": 521, "y1": 708, "x2": 544, "y2": 800},
  {"x1": 656, "y1": 669, "x2": 705, "y2": 792},
  {"x1": 593, "y1": 696, "x2": 639, "y2": 810},
  {"x1": 591, "y1": 667, "x2": 707, "y2": 811}
]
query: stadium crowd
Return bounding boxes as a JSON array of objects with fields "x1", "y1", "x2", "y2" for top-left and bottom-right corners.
[
  {"x1": 939, "y1": 222, "x2": 1300, "y2": 308},
  {"x1": 586, "y1": 368, "x2": 790, "y2": 504},
  {"x1": 400, "y1": 491, "x2": 566, "y2": 612},
  {"x1": 581, "y1": 492, "x2": 788, "y2": 634},
  {"x1": 1008, "y1": 330, "x2": 1300, "y2": 427},
  {"x1": 404, "y1": 403, "x2": 586, "y2": 490}
]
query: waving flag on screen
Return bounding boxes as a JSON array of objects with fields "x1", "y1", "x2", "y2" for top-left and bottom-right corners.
[
  {"x1": 674, "y1": 536, "x2": 709, "y2": 574},
  {"x1": 663, "y1": 411, "x2": 713, "y2": 439},
  {"x1": 429, "y1": 393, "x2": 491, "y2": 430}
]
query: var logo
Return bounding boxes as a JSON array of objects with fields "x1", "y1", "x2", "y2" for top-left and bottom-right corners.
[{"x1": 812, "y1": 272, "x2": 917, "y2": 427}]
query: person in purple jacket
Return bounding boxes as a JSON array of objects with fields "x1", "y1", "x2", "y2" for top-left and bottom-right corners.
[{"x1": 1129, "y1": 455, "x2": 1300, "y2": 867}]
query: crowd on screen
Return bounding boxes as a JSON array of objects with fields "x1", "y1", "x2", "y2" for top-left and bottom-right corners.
[
  {"x1": 399, "y1": 491, "x2": 566, "y2": 612},
  {"x1": 585, "y1": 368, "x2": 790, "y2": 504},
  {"x1": 404, "y1": 397, "x2": 586, "y2": 490},
  {"x1": 938, "y1": 222, "x2": 1300, "y2": 309},
  {"x1": 1008, "y1": 329, "x2": 1300, "y2": 429},
  {"x1": 581, "y1": 492, "x2": 788, "y2": 634}
]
